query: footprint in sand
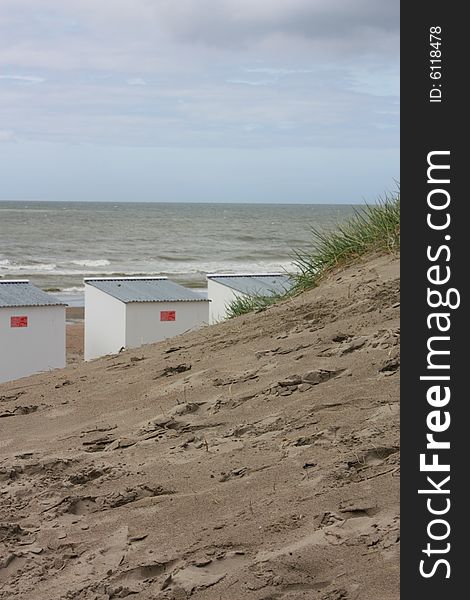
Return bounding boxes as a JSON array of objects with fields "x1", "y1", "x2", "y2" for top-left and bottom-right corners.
[{"x1": 164, "y1": 552, "x2": 247, "y2": 595}]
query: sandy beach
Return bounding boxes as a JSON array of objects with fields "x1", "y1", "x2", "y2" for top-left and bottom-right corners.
[
  {"x1": 66, "y1": 308, "x2": 84, "y2": 365},
  {"x1": 0, "y1": 254, "x2": 400, "y2": 599}
]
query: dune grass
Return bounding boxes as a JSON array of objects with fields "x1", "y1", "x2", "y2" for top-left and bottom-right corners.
[
  {"x1": 225, "y1": 292, "x2": 283, "y2": 319},
  {"x1": 226, "y1": 192, "x2": 400, "y2": 318},
  {"x1": 291, "y1": 192, "x2": 400, "y2": 293}
]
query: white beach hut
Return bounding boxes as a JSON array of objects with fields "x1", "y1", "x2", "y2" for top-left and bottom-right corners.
[
  {"x1": 0, "y1": 280, "x2": 66, "y2": 383},
  {"x1": 206, "y1": 273, "x2": 293, "y2": 324},
  {"x1": 84, "y1": 277, "x2": 209, "y2": 360}
]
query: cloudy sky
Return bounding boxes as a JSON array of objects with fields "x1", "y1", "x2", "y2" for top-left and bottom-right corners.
[{"x1": 0, "y1": 0, "x2": 399, "y2": 203}]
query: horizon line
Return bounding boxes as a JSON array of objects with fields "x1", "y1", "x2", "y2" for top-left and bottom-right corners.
[{"x1": 0, "y1": 199, "x2": 367, "y2": 206}]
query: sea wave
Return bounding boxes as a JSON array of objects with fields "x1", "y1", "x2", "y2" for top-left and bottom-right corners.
[
  {"x1": 71, "y1": 259, "x2": 111, "y2": 267},
  {"x1": 0, "y1": 261, "x2": 57, "y2": 272},
  {"x1": 156, "y1": 254, "x2": 199, "y2": 263},
  {"x1": 154, "y1": 260, "x2": 295, "y2": 275},
  {"x1": 1, "y1": 257, "x2": 294, "y2": 273}
]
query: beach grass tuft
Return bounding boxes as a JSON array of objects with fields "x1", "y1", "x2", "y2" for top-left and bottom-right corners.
[
  {"x1": 225, "y1": 291, "x2": 283, "y2": 319},
  {"x1": 226, "y1": 191, "x2": 400, "y2": 317},
  {"x1": 291, "y1": 192, "x2": 400, "y2": 293}
]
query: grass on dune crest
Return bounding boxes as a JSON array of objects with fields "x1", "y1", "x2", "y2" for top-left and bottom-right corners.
[
  {"x1": 226, "y1": 192, "x2": 400, "y2": 318},
  {"x1": 291, "y1": 192, "x2": 400, "y2": 293}
]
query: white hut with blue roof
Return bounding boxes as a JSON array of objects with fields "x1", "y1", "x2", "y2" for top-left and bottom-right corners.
[
  {"x1": 84, "y1": 277, "x2": 209, "y2": 360},
  {"x1": 0, "y1": 280, "x2": 66, "y2": 383},
  {"x1": 206, "y1": 273, "x2": 293, "y2": 324}
]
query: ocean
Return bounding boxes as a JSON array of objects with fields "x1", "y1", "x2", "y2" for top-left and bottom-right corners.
[{"x1": 0, "y1": 201, "x2": 356, "y2": 306}]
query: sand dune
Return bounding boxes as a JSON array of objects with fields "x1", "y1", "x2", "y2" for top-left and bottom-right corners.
[{"x1": 0, "y1": 254, "x2": 399, "y2": 600}]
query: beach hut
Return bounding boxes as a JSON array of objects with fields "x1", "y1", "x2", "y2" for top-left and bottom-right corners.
[
  {"x1": 84, "y1": 277, "x2": 209, "y2": 360},
  {"x1": 206, "y1": 273, "x2": 293, "y2": 324},
  {"x1": 0, "y1": 280, "x2": 66, "y2": 383}
]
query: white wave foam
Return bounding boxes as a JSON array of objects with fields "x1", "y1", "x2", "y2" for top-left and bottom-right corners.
[
  {"x1": 0, "y1": 261, "x2": 57, "y2": 272},
  {"x1": 1, "y1": 258, "x2": 297, "y2": 282},
  {"x1": 60, "y1": 286, "x2": 85, "y2": 293},
  {"x1": 71, "y1": 259, "x2": 111, "y2": 267},
  {"x1": 148, "y1": 260, "x2": 296, "y2": 275}
]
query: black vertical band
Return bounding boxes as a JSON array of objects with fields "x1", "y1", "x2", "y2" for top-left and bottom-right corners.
[{"x1": 401, "y1": 3, "x2": 467, "y2": 596}]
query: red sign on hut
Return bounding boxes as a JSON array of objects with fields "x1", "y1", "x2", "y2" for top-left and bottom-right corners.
[
  {"x1": 11, "y1": 316, "x2": 28, "y2": 328},
  {"x1": 160, "y1": 310, "x2": 176, "y2": 322}
]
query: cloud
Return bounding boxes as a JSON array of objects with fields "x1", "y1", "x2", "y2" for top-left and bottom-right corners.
[
  {"x1": 243, "y1": 67, "x2": 313, "y2": 75},
  {"x1": 0, "y1": 1, "x2": 399, "y2": 202},
  {"x1": 151, "y1": 0, "x2": 399, "y2": 51},
  {"x1": 0, "y1": 1, "x2": 399, "y2": 72},
  {"x1": 226, "y1": 78, "x2": 273, "y2": 86},
  {"x1": 0, "y1": 73, "x2": 398, "y2": 149},
  {"x1": 0, "y1": 0, "x2": 399, "y2": 151},
  {"x1": 0, "y1": 74, "x2": 45, "y2": 83},
  {"x1": 126, "y1": 78, "x2": 147, "y2": 86},
  {"x1": 0, "y1": 130, "x2": 15, "y2": 142}
]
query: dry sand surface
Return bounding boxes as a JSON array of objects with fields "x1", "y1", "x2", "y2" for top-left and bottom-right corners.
[
  {"x1": 0, "y1": 254, "x2": 400, "y2": 600},
  {"x1": 66, "y1": 313, "x2": 84, "y2": 365}
]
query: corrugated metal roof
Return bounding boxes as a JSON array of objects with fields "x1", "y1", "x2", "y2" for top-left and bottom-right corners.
[
  {"x1": 84, "y1": 277, "x2": 208, "y2": 303},
  {"x1": 0, "y1": 280, "x2": 66, "y2": 308},
  {"x1": 207, "y1": 273, "x2": 293, "y2": 296}
]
